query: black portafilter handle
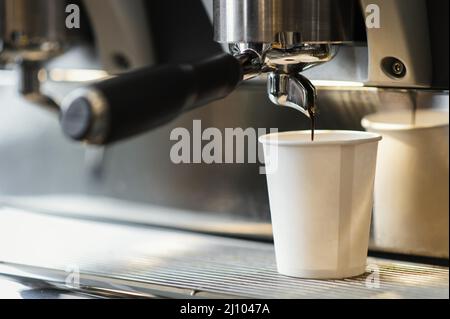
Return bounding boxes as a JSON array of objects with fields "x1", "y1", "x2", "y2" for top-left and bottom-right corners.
[{"x1": 60, "y1": 53, "x2": 244, "y2": 145}]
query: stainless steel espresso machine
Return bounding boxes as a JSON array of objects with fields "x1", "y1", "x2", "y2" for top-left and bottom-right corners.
[
  {"x1": 1, "y1": 0, "x2": 443, "y2": 139},
  {"x1": 0, "y1": 0, "x2": 448, "y2": 299}
]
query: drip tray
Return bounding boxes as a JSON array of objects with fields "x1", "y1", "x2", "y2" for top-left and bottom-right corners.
[{"x1": 0, "y1": 207, "x2": 448, "y2": 299}]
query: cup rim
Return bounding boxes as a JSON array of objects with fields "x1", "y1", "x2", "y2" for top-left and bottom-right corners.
[
  {"x1": 259, "y1": 130, "x2": 382, "y2": 147},
  {"x1": 361, "y1": 109, "x2": 449, "y2": 131}
]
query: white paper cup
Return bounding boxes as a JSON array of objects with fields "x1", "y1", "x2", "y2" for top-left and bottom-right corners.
[
  {"x1": 362, "y1": 110, "x2": 449, "y2": 258},
  {"x1": 259, "y1": 130, "x2": 382, "y2": 279}
]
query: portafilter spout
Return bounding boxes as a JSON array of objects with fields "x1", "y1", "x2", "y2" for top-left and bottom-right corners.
[
  {"x1": 268, "y1": 72, "x2": 317, "y2": 119},
  {"x1": 264, "y1": 43, "x2": 336, "y2": 118},
  {"x1": 214, "y1": 0, "x2": 354, "y2": 118}
]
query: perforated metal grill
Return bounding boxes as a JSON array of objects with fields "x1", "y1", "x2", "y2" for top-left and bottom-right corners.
[{"x1": 0, "y1": 208, "x2": 448, "y2": 299}]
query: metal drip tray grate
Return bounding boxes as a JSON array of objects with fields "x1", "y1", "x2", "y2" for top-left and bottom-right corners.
[{"x1": 0, "y1": 208, "x2": 448, "y2": 299}]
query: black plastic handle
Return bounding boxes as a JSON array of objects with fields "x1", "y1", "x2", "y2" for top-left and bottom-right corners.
[{"x1": 60, "y1": 53, "x2": 243, "y2": 144}]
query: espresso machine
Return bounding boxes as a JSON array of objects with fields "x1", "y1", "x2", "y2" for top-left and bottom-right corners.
[
  {"x1": 1, "y1": 0, "x2": 442, "y2": 142},
  {"x1": 0, "y1": 0, "x2": 448, "y2": 298}
]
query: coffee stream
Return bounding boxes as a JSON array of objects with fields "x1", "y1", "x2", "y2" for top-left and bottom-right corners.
[
  {"x1": 411, "y1": 90, "x2": 418, "y2": 126},
  {"x1": 308, "y1": 107, "x2": 316, "y2": 142}
]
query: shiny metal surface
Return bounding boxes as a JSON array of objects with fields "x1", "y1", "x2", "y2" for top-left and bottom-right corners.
[
  {"x1": 234, "y1": 44, "x2": 336, "y2": 115},
  {"x1": 213, "y1": 0, "x2": 355, "y2": 44},
  {"x1": 264, "y1": 44, "x2": 335, "y2": 116},
  {"x1": 0, "y1": 273, "x2": 96, "y2": 299},
  {"x1": 268, "y1": 72, "x2": 316, "y2": 118},
  {"x1": 0, "y1": 78, "x2": 448, "y2": 222},
  {"x1": 16, "y1": 59, "x2": 59, "y2": 111},
  {"x1": 0, "y1": 0, "x2": 447, "y2": 266},
  {"x1": 234, "y1": 50, "x2": 264, "y2": 81},
  {"x1": 1, "y1": 66, "x2": 449, "y2": 257},
  {"x1": 0, "y1": 0, "x2": 82, "y2": 114},
  {"x1": 214, "y1": 0, "x2": 351, "y2": 122},
  {"x1": 265, "y1": 43, "x2": 336, "y2": 70},
  {"x1": 0, "y1": 0, "x2": 70, "y2": 62},
  {"x1": 0, "y1": 208, "x2": 448, "y2": 299}
]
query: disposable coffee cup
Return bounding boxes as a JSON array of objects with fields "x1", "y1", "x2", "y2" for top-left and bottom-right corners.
[
  {"x1": 259, "y1": 130, "x2": 382, "y2": 279},
  {"x1": 362, "y1": 109, "x2": 449, "y2": 258}
]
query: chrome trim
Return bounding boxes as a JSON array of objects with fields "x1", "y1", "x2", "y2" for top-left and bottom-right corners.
[{"x1": 268, "y1": 72, "x2": 316, "y2": 118}]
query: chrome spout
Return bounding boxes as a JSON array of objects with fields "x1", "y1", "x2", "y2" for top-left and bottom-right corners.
[{"x1": 268, "y1": 72, "x2": 317, "y2": 118}]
